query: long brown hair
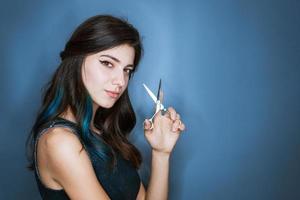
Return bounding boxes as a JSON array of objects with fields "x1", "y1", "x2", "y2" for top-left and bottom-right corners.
[{"x1": 26, "y1": 15, "x2": 143, "y2": 170}]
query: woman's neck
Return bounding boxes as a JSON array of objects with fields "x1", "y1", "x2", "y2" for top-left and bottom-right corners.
[{"x1": 58, "y1": 105, "x2": 101, "y2": 135}]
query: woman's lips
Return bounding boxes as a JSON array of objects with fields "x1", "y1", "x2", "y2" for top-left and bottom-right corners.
[{"x1": 105, "y1": 90, "x2": 120, "y2": 98}]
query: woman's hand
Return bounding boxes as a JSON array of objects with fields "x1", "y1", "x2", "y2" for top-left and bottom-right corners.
[{"x1": 143, "y1": 107, "x2": 185, "y2": 155}]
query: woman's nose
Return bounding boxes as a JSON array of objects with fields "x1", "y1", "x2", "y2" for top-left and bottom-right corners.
[{"x1": 112, "y1": 69, "x2": 125, "y2": 87}]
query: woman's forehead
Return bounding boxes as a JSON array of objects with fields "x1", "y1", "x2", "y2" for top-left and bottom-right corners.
[{"x1": 95, "y1": 44, "x2": 135, "y2": 65}]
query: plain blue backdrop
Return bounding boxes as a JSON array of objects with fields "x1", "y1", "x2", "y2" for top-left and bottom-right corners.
[{"x1": 0, "y1": 0, "x2": 299, "y2": 199}]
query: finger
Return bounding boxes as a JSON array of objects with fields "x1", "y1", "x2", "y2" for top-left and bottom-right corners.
[
  {"x1": 176, "y1": 113, "x2": 180, "y2": 120},
  {"x1": 172, "y1": 119, "x2": 181, "y2": 132},
  {"x1": 143, "y1": 119, "x2": 152, "y2": 130},
  {"x1": 172, "y1": 120, "x2": 186, "y2": 132},
  {"x1": 179, "y1": 122, "x2": 185, "y2": 132},
  {"x1": 153, "y1": 110, "x2": 161, "y2": 120},
  {"x1": 167, "y1": 107, "x2": 177, "y2": 121}
]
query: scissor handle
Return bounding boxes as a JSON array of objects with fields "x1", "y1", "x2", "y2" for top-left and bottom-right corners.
[
  {"x1": 161, "y1": 108, "x2": 167, "y2": 115},
  {"x1": 144, "y1": 117, "x2": 155, "y2": 130},
  {"x1": 145, "y1": 107, "x2": 169, "y2": 130}
]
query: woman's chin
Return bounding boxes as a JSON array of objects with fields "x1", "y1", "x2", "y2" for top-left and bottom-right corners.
[{"x1": 97, "y1": 101, "x2": 115, "y2": 109}]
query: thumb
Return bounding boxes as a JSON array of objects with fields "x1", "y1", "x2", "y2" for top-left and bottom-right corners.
[{"x1": 143, "y1": 119, "x2": 152, "y2": 131}]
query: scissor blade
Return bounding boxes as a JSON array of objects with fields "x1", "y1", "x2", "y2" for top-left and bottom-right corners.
[
  {"x1": 143, "y1": 83, "x2": 165, "y2": 110},
  {"x1": 157, "y1": 79, "x2": 162, "y2": 101},
  {"x1": 143, "y1": 83, "x2": 157, "y2": 103}
]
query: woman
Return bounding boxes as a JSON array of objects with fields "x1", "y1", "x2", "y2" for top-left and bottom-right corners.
[{"x1": 26, "y1": 14, "x2": 185, "y2": 200}]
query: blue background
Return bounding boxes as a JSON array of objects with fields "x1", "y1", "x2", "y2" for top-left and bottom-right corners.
[{"x1": 0, "y1": 0, "x2": 299, "y2": 199}]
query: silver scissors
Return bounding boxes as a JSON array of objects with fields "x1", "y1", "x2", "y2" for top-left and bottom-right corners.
[{"x1": 143, "y1": 79, "x2": 167, "y2": 130}]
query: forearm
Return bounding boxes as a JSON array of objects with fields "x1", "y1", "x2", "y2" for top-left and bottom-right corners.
[{"x1": 145, "y1": 150, "x2": 170, "y2": 200}]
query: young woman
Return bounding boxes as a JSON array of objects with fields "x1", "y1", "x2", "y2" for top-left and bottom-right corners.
[{"x1": 26, "y1": 15, "x2": 185, "y2": 200}]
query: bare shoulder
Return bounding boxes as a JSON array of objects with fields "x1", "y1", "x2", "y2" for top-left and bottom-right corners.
[
  {"x1": 41, "y1": 127, "x2": 83, "y2": 155},
  {"x1": 39, "y1": 126, "x2": 87, "y2": 175},
  {"x1": 38, "y1": 126, "x2": 110, "y2": 199}
]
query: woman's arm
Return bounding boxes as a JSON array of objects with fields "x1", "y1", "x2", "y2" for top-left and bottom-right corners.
[
  {"x1": 136, "y1": 151, "x2": 169, "y2": 200},
  {"x1": 39, "y1": 127, "x2": 111, "y2": 200},
  {"x1": 139, "y1": 107, "x2": 185, "y2": 200},
  {"x1": 146, "y1": 150, "x2": 170, "y2": 200}
]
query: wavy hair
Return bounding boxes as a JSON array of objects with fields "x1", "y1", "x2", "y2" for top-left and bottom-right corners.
[{"x1": 26, "y1": 15, "x2": 143, "y2": 170}]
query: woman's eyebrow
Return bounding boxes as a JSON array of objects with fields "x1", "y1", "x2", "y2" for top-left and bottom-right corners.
[{"x1": 100, "y1": 54, "x2": 134, "y2": 68}]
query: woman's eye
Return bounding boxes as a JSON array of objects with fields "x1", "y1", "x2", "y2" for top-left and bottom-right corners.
[
  {"x1": 99, "y1": 60, "x2": 113, "y2": 67},
  {"x1": 124, "y1": 68, "x2": 133, "y2": 74}
]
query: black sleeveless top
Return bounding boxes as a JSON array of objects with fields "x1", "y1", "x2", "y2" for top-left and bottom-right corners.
[{"x1": 33, "y1": 117, "x2": 141, "y2": 200}]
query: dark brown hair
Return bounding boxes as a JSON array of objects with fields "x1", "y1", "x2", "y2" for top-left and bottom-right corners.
[{"x1": 26, "y1": 15, "x2": 143, "y2": 170}]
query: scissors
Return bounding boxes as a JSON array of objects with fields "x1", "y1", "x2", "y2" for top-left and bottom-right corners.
[{"x1": 143, "y1": 79, "x2": 168, "y2": 130}]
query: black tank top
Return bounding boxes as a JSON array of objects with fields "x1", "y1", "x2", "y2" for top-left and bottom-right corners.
[{"x1": 33, "y1": 117, "x2": 141, "y2": 200}]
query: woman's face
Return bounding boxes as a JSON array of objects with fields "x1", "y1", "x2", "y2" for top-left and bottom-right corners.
[{"x1": 82, "y1": 44, "x2": 135, "y2": 109}]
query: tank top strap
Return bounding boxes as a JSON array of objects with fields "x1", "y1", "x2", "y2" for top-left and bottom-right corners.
[
  {"x1": 37, "y1": 117, "x2": 81, "y2": 136},
  {"x1": 33, "y1": 117, "x2": 83, "y2": 183}
]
